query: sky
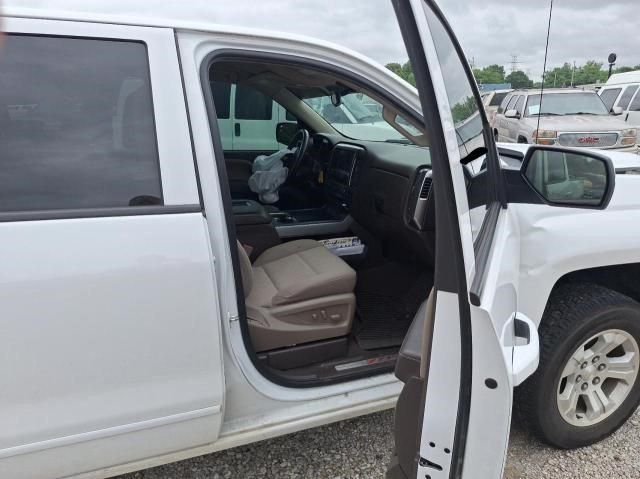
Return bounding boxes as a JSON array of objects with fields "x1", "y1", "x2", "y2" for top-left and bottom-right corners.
[{"x1": 4, "y1": 0, "x2": 639, "y2": 81}]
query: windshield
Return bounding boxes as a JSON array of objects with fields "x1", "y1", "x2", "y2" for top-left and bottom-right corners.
[
  {"x1": 303, "y1": 92, "x2": 411, "y2": 143},
  {"x1": 525, "y1": 92, "x2": 609, "y2": 117}
]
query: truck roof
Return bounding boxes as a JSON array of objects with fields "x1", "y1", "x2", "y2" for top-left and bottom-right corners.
[
  {"x1": 3, "y1": 6, "x2": 424, "y2": 94},
  {"x1": 604, "y1": 70, "x2": 640, "y2": 86}
]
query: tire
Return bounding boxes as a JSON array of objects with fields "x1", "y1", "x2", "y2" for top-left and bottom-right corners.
[
  {"x1": 517, "y1": 282, "x2": 640, "y2": 449},
  {"x1": 517, "y1": 136, "x2": 528, "y2": 144}
]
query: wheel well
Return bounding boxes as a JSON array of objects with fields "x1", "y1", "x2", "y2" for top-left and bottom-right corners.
[{"x1": 554, "y1": 263, "x2": 640, "y2": 305}]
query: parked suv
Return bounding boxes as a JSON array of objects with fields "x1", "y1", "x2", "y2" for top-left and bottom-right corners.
[
  {"x1": 3, "y1": 3, "x2": 640, "y2": 479},
  {"x1": 494, "y1": 88, "x2": 638, "y2": 150},
  {"x1": 481, "y1": 88, "x2": 512, "y2": 127},
  {"x1": 598, "y1": 70, "x2": 640, "y2": 128}
]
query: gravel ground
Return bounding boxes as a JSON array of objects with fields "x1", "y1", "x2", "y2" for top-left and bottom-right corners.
[{"x1": 117, "y1": 406, "x2": 640, "y2": 479}]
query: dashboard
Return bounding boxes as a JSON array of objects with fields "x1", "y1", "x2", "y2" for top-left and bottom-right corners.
[{"x1": 312, "y1": 133, "x2": 436, "y2": 262}]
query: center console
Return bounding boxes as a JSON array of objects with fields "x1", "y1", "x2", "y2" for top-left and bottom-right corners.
[{"x1": 231, "y1": 144, "x2": 363, "y2": 240}]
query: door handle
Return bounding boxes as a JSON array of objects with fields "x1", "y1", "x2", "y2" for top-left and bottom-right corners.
[
  {"x1": 512, "y1": 313, "x2": 539, "y2": 386},
  {"x1": 234, "y1": 123, "x2": 241, "y2": 136}
]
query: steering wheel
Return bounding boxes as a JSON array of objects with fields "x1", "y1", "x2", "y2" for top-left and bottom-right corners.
[{"x1": 286, "y1": 129, "x2": 310, "y2": 178}]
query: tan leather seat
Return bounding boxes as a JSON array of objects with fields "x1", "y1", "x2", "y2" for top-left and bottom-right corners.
[{"x1": 237, "y1": 239, "x2": 356, "y2": 352}]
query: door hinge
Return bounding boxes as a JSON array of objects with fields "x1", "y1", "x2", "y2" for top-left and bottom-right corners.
[{"x1": 228, "y1": 314, "x2": 240, "y2": 322}]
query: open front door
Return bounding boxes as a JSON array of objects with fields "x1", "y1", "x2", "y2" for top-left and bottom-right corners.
[{"x1": 389, "y1": 1, "x2": 539, "y2": 478}]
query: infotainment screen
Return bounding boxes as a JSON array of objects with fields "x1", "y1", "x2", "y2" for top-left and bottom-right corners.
[
  {"x1": 326, "y1": 145, "x2": 362, "y2": 206},
  {"x1": 328, "y1": 147, "x2": 357, "y2": 185}
]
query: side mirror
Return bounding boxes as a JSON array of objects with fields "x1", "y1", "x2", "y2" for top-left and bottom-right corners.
[
  {"x1": 504, "y1": 109, "x2": 520, "y2": 119},
  {"x1": 611, "y1": 106, "x2": 624, "y2": 115},
  {"x1": 522, "y1": 146, "x2": 615, "y2": 208},
  {"x1": 276, "y1": 122, "x2": 298, "y2": 145}
]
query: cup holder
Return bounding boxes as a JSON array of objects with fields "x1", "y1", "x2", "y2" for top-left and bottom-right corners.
[{"x1": 270, "y1": 212, "x2": 297, "y2": 224}]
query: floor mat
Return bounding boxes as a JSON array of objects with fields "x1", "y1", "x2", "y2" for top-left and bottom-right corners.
[{"x1": 354, "y1": 263, "x2": 433, "y2": 350}]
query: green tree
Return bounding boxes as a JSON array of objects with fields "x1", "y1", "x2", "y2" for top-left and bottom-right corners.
[
  {"x1": 385, "y1": 61, "x2": 416, "y2": 86},
  {"x1": 505, "y1": 70, "x2": 533, "y2": 89},
  {"x1": 543, "y1": 63, "x2": 573, "y2": 87},
  {"x1": 613, "y1": 65, "x2": 640, "y2": 75},
  {"x1": 473, "y1": 64, "x2": 506, "y2": 85},
  {"x1": 451, "y1": 96, "x2": 478, "y2": 123}
]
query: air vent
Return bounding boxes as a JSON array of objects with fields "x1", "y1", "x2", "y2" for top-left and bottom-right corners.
[{"x1": 419, "y1": 176, "x2": 432, "y2": 199}]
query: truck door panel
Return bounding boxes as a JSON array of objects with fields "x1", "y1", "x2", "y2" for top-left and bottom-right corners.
[{"x1": 0, "y1": 18, "x2": 224, "y2": 479}]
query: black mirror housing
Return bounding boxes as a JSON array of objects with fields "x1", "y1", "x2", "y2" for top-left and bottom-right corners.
[
  {"x1": 276, "y1": 122, "x2": 298, "y2": 146},
  {"x1": 521, "y1": 146, "x2": 615, "y2": 209}
]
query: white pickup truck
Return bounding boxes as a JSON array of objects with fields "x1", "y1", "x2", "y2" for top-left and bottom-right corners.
[{"x1": 2, "y1": 2, "x2": 640, "y2": 479}]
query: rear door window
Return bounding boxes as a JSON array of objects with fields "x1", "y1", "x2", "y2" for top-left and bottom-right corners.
[
  {"x1": 497, "y1": 94, "x2": 512, "y2": 114},
  {"x1": 489, "y1": 92, "x2": 508, "y2": 106},
  {"x1": 514, "y1": 95, "x2": 525, "y2": 116},
  {"x1": 629, "y1": 91, "x2": 640, "y2": 112},
  {"x1": 600, "y1": 88, "x2": 622, "y2": 111},
  {"x1": 616, "y1": 85, "x2": 639, "y2": 110},
  {"x1": 505, "y1": 95, "x2": 519, "y2": 111},
  {"x1": 0, "y1": 34, "x2": 162, "y2": 212}
]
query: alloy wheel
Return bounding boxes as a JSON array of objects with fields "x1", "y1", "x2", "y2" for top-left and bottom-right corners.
[{"x1": 556, "y1": 329, "x2": 640, "y2": 427}]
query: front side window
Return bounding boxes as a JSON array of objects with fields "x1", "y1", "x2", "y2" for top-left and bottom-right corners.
[
  {"x1": 0, "y1": 35, "x2": 161, "y2": 212},
  {"x1": 617, "y1": 85, "x2": 639, "y2": 110},
  {"x1": 599, "y1": 88, "x2": 622, "y2": 111},
  {"x1": 525, "y1": 92, "x2": 609, "y2": 117}
]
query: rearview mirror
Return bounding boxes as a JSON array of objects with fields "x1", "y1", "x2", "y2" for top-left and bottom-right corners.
[
  {"x1": 276, "y1": 122, "x2": 298, "y2": 146},
  {"x1": 611, "y1": 106, "x2": 624, "y2": 115},
  {"x1": 522, "y1": 146, "x2": 615, "y2": 208},
  {"x1": 504, "y1": 109, "x2": 520, "y2": 119}
]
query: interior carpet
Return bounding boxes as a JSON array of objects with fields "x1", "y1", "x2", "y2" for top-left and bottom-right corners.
[{"x1": 354, "y1": 263, "x2": 432, "y2": 350}]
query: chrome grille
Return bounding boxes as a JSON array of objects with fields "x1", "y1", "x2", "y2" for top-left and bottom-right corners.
[{"x1": 557, "y1": 132, "x2": 618, "y2": 148}]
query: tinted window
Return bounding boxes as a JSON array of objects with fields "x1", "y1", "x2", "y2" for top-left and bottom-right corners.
[
  {"x1": 600, "y1": 88, "x2": 622, "y2": 111},
  {"x1": 617, "y1": 85, "x2": 639, "y2": 110},
  {"x1": 505, "y1": 95, "x2": 519, "y2": 111},
  {"x1": 0, "y1": 35, "x2": 161, "y2": 212},
  {"x1": 497, "y1": 94, "x2": 512, "y2": 114},
  {"x1": 514, "y1": 96, "x2": 525, "y2": 115},
  {"x1": 630, "y1": 91, "x2": 640, "y2": 112},
  {"x1": 235, "y1": 84, "x2": 273, "y2": 120},
  {"x1": 211, "y1": 81, "x2": 231, "y2": 119},
  {"x1": 489, "y1": 92, "x2": 508, "y2": 106}
]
